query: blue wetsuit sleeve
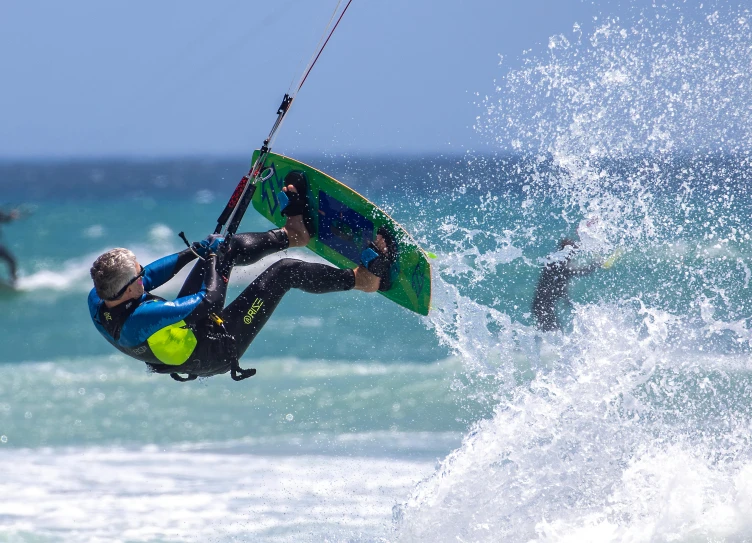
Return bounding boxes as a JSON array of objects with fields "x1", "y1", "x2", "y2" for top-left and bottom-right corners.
[
  {"x1": 142, "y1": 249, "x2": 197, "y2": 291},
  {"x1": 118, "y1": 257, "x2": 224, "y2": 346},
  {"x1": 119, "y1": 293, "x2": 206, "y2": 347},
  {"x1": 88, "y1": 288, "x2": 102, "y2": 321},
  {"x1": 88, "y1": 288, "x2": 99, "y2": 314}
]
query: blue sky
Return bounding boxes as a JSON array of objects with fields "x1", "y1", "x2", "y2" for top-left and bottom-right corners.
[{"x1": 0, "y1": 0, "x2": 655, "y2": 158}]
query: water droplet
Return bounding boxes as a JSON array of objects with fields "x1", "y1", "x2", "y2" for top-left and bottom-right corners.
[
  {"x1": 0, "y1": 435, "x2": 7, "y2": 443},
  {"x1": 78, "y1": 388, "x2": 86, "y2": 395},
  {"x1": 285, "y1": 414, "x2": 294, "y2": 421},
  {"x1": 24, "y1": 411, "x2": 32, "y2": 419}
]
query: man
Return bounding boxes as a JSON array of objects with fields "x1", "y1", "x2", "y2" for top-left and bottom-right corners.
[
  {"x1": 0, "y1": 208, "x2": 20, "y2": 285},
  {"x1": 532, "y1": 238, "x2": 602, "y2": 332},
  {"x1": 88, "y1": 172, "x2": 395, "y2": 381}
]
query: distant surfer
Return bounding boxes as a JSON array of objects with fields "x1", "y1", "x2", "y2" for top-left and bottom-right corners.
[
  {"x1": 88, "y1": 172, "x2": 396, "y2": 381},
  {"x1": 532, "y1": 238, "x2": 602, "y2": 332},
  {"x1": 0, "y1": 208, "x2": 21, "y2": 286}
]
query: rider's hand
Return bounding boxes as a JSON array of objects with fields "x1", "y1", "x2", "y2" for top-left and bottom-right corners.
[{"x1": 192, "y1": 234, "x2": 225, "y2": 258}]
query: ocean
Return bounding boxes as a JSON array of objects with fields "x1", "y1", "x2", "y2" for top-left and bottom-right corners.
[{"x1": 4, "y1": 2, "x2": 752, "y2": 542}]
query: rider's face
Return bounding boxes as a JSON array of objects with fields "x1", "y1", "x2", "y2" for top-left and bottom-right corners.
[{"x1": 125, "y1": 262, "x2": 145, "y2": 298}]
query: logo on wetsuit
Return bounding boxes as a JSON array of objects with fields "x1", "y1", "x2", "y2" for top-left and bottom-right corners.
[
  {"x1": 104, "y1": 312, "x2": 112, "y2": 322},
  {"x1": 243, "y1": 298, "x2": 264, "y2": 324}
]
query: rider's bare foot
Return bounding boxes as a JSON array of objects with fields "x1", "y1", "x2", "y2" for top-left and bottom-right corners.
[
  {"x1": 373, "y1": 233, "x2": 388, "y2": 254},
  {"x1": 281, "y1": 184, "x2": 310, "y2": 247},
  {"x1": 353, "y1": 233, "x2": 389, "y2": 292},
  {"x1": 353, "y1": 266, "x2": 379, "y2": 292}
]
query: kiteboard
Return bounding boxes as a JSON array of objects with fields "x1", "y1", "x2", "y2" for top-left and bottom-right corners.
[
  {"x1": 250, "y1": 151, "x2": 432, "y2": 315},
  {"x1": 602, "y1": 248, "x2": 624, "y2": 269}
]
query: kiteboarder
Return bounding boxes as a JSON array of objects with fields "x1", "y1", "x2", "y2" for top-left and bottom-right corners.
[
  {"x1": 532, "y1": 238, "x2": 602, "y2": 332},
  {"x1": 0, "y1": 208, "x2": 21, "y2": 285},
  {"x1": 88, "y1": 172, "x2": 396, "y2": 382}
]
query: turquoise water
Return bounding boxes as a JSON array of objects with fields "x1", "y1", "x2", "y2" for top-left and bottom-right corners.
[{"x1": 4, "y1": 2, "x2": 752, "y2": 542}]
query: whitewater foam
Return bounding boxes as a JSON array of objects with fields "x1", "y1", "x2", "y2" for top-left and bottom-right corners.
[{"x1": 397, "y1": 3, "x2": 752, "y2": 540}]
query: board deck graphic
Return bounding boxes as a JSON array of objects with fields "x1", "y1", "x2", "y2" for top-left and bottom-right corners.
[{"x1": 251, "y1": 151, "x2": 431, "y2": 315}]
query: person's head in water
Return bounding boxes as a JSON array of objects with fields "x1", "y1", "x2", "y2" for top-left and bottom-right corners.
[
  {"x1": 558, "y1": 238, "x2": 577, "y2": 251},
  {"x1": 90, "y1": 248, "x2": 144, "y2": 302}
]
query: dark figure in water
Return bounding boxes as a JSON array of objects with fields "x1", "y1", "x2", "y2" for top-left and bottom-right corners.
[
  {"x1": 532, "y1": 238, "x2": 602, "y2": 332},
  {"x1": 88, "y1": 171, "x2": 397, "y2": 382},
  {"x1": 0, "y1": 208, "x2": 20, "y2": 285}
]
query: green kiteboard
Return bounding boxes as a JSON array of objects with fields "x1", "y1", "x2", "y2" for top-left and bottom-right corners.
[
  {"x1": 251, "y1": 151, "x2": 431, "y2": 315},
  {"x1": 602, "y1": 248, "x2": 624, "y2": 269}
]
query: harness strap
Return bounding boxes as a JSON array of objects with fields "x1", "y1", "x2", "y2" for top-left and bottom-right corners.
[
  {"x1": 231, "y1": 360, "x2": 256, "y2": 381},
  {"x1": 167, "y1": 320, "x2": 256, "y2": 382},
  {"x1": 170, "y1": 362, "x2": 255, "y2": 382},
  {"x1": 170, "y1": 372, "x2": 198, "y2": 382}
]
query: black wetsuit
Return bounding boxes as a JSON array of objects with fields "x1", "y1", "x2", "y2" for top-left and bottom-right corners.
[
  {"x1": 532, "y1": 256, "x2": 600, "y2": 332},
  {"x1": 0, "y1": 210, "x2": 17, "y2": 283},
  {"x1": 89, "y1": 229, "x2": 355, "y2": 380}
]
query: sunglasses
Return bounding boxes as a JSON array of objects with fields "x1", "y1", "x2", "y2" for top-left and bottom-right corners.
[{"x1": 107, "y1": 266, "x2": 145, "y2": 301}]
